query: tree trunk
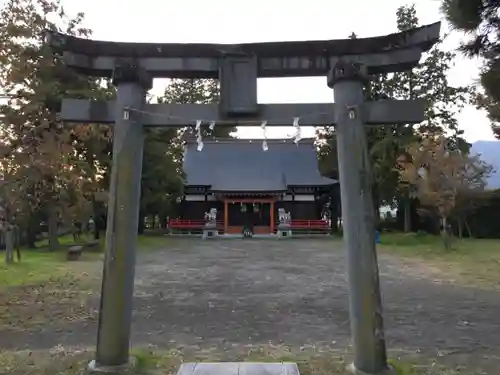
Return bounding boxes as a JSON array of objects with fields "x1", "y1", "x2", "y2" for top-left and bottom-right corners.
[
  {"x1": 457, "y1": 218, "x2": 463, "y2": 239},
  {"x1": 93, "y1": 224, "x2": 100, "y2": 240},
  {"x1": 25, "y1": 213, "x2": 38, "y2": 249},
  {"x1": 92, "y1": 196, "x2": 100, "y2": 240},
  {"x1": 14, "y1": 225, "x2": 21, "y2": 262},
  {"x1": 152, "y1": 215, "x2": 156, "y2": 230},
  {"x1": 137, "y1": 210, "x2": 145, "y2": 235},
  {"x1": 48, "y1": 206, "x2": 60, "y2": 251},
  {"x1": 26, "y1": 225, "x2": 36, "y2": 248},
  {"x1": 403, "y1": 198, "x2": 412, "y2": 233},
  {"x1": 440, "y1": 216, "x2": 451, "y2": 250},
  {"x1": 5, "y1": 227, "x2": 14, "y2": 264},
  {"x1": 464, "y1": 218, "x2": 473, "y2": 238},
  {"x1": 160, "y1": 215, "x2": 167, "y2": 230}
]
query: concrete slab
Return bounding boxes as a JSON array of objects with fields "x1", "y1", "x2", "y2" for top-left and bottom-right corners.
[{"x1": 176, "y1": 362, "x2": 300, "y2": 375}]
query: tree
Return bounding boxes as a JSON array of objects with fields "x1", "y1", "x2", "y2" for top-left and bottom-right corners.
[
  {"x1": 398, "y1": 135, "x2": 491, "y2": 248},
  {"x1": 386, "y1": 5, "x2": 470, "y2": 232},
  {"x1": 441, "y1": 0, "x2": 500, "y2": 139},
  {"x1": 159, "y1": 79, "x2": 236, "y2": 138},
  {"x1": 161, "y1": 79, "x2": 218, "y2": 105},
  {"x1": 0, "y1": 0, "x2": 110, "y2": 250},
  {"x1": 138, "y1": 126, "x2": 184, "y2": 233},
  {"x1": 0, "y1": 177, "x2": 23, "y2": 263},
  {"x1": 136, "y1": 78, "x2": 234, "y2": 232},
  {"x1": 317, "y1": 4, "x2": 471, "y2": 232},
  {"x1": 69, "y1": 122, "x2": 114, "y2": 239}
]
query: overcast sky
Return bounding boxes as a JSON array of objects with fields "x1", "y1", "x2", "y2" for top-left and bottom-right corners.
[{"x1": 21, "y1": 0, "x2": 500, "y2": 141}]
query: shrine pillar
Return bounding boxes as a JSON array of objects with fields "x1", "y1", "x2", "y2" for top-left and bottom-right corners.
[
  {"x1": 223, "y1": 199, "x2": 229, "y2": 234},
  {"x1": 89, "y1": 62, "x2": 152, "y2": 371},
  {"x1": 327, "y1": 61, "x2": 388, "y2": 374}
]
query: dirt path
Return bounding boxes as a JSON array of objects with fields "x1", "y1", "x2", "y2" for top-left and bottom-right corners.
[{"x1": 1, "y1": 239, "x2": 499, "y2": 372}]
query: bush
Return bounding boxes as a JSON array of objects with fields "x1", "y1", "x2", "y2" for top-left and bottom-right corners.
[{"x1": 380, "y1": 232, "x2": 441, "y2": 246}]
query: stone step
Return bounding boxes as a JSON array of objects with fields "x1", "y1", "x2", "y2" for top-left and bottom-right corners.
[{"x1": 176, "y1": 362, "x2": 300, "y2": 375}]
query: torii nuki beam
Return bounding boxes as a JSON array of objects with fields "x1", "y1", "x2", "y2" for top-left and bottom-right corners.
[{"x1": 59, "y1": 100, "x2": 425, "y2": 126}]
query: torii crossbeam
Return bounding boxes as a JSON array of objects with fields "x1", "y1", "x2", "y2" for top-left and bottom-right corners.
[
  {"x1": 60, "y1": 100, "x2": 425, "y2": 126},
  {"x1": 48, "y1": 21, "x2": 440, "y2": 375}
]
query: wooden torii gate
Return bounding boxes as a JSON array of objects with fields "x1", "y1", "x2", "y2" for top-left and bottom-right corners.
[{"x1": 48, "y1": 21, "x2": 440, "y2": 375}]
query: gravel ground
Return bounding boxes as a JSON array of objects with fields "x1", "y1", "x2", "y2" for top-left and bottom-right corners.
[{"x1": 1, "y1": 239, "x2": 499, "y2": 372}]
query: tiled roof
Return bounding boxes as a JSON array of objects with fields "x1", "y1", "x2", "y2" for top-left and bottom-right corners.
[{"x1": 183, "y1": 138, "x2": 337, "y2": 191}]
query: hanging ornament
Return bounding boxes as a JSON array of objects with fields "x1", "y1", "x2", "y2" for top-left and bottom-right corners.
[
  {"x1": 209, "y1": 120, "x2": 216, "y2": 131},
  {"x1": 195, "y1": 120, "x2": 204, "y2": 151},
  {"x1": 417, "y1": 167, "x2": 427, "y2": 179},
  {"x1": 347, "y1": 106, "x2": 357, "y2": 120},
  {"x1": 196, "y1": 135, "x2": 204, "y2": 151},
  {"x1": 293, "y1": 117, "x2": 302, "y2": 144},
  {"x1": 261, "y1": 120, "x2": 268, "y2": 151}
]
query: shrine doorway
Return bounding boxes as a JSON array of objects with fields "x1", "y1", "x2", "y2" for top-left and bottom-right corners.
[{"x1": 223, "y1": 198, "x2": 276, "y2": 235}]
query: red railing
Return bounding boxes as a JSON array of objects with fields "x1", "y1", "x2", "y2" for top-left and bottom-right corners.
[
  {"x1": 168, "y1": 219, "x2": 329, "y2": 232},
  {"x1": 290, "y1": 219, "x2": 329, "y2": 229},
  {"x1": 168, "y1": 219, "x2": 223, "y2": 229}
]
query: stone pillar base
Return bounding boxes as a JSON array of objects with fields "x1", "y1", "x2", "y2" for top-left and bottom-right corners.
[
  {"x1": 202, "y1": 229, "x2": 218, "y2": 239},
  {"x1": 277, "y1": 229, "x2": 292, "y2": 238},
  {"x1": 87, "y1": 357, "x2": 137, "y2": 374}
]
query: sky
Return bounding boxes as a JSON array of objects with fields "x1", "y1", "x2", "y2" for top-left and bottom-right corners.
[{"x1": 42, "y1": 0, "x2": 500, "y2": 142}]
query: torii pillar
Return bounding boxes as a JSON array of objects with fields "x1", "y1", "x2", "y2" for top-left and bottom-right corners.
[
  {"x1": 328, "y1": 61, "x2": 388, "y2": 374},
  {"x1": 88, "y1": 62, "x2": 152, "y2": 372}
]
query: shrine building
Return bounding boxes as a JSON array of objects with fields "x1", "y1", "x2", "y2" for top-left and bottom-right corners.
[{"x1": 173, "y1": 138, "x2": 337, "y2": 235}]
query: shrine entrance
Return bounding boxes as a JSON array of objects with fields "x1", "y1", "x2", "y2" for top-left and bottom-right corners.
[
  {"x1": 223, "y1": 197, "x2": 276, "y2": 234},
  {"x1": 50, "y1": 20, "x2": 441, "y2": 375}
]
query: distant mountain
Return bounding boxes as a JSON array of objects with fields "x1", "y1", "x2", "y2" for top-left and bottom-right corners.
[{"x1": 470, "y1": 140, "x2": 500, "y2": 189}]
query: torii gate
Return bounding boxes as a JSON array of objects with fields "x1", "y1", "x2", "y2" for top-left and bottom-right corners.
[{"x1": 47, "y1": 22, "x2": 440, "y2": 375}]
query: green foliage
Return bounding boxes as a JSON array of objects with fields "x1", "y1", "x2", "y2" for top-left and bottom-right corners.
[
  {"x1": 161, "y1": 79, "x2": 218, "y2": 104},
  {"x1": 0, "y1": 0, "x2": 113, "y2": 251},
  {"x1": 0, "y1": 1, "x2": 238, "y2": 243},
  {"x1": 0, "y1": 234, "x2": 170, "y2": 287},
  {"x1": 0, "y1": 251, "x2": 69, "y2": 287},
  {"x1": 140, "y1": 127, "x2": 184, "y2": 221},
  {"x1": 317, "y1": 4, "x2": 471, "y2": 215},
  {"x1": 399, "y1": 136, "x2": 491, "y2": 219},
  {"x1": 158, "y1": 78, "x2": 236, "y2": 138},
  {"x1": 139, "y1": 78, "x2": 235, "y2": 224},
  {"x1": 441, "y1": 0, "x2": 500, "y2": 139},
  {"x1": 462, "y1": 189, "x2": 500, "y2": 238},
  {"x1": 380, "y1": 232, "x2": 500, "y2": 289},
  {"x1": 380, "y1": 231, "x2": 443, "y2": 247}
]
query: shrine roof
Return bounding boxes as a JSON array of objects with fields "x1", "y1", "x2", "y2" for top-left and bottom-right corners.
[{"x1": 183, "y1": 138, "x2": 337, "y2": 192}]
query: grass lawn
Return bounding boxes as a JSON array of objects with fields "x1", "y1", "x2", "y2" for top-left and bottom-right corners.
[
  {"x1": 0, "y1": 233, "x2": 171, "y2": 331},
  {"x1": 0, "y1": 233, "x2": 171, "y2": 288},
  {"x1": 0, "y1": 345, "x2": 464, "y2": 375},
  {"x1": 379, "y1": 232, "x2": 500, "y2": 288}
]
